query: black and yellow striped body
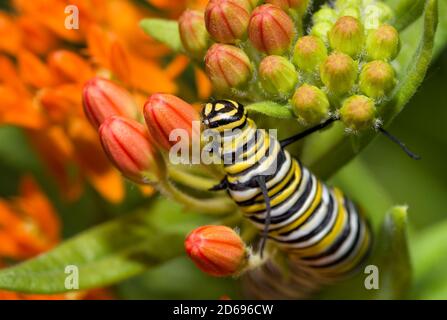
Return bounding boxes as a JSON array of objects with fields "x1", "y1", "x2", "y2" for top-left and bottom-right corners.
[{"x1": 202, "y1": 100, "x2": 372, "y2": 297}]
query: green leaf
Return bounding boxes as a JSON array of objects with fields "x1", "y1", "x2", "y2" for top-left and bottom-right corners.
[
  {"x1": 372, "y1": 206, "x2": 412, "y2": 299},
  {"x1": 386, "y1": 0, "x2": 426, "y2": 31},
  {"x1": 410, "y1": 219, "x2": 447, "y2": 299},
  {"x1": 245, "y1": 101, "x2": 294, "y2": 119},
  {"x1": 305, "y1": 0, "x2": 438, "y2": 179},
  {"x1": 434, "y1": 0, "x2": 447, "y2": 57},
  {"x1": 0, "y1": 198, "x2": 210, "y2": 294},
  {"x1": 382, "y1": 0, "x2": 438, "y2": 123},
  {"x1": 140, "y1": 18, "x2": 183, "y2": 52},
  {"x1": 117, "y1": 257, "x2": 240, "y2": 299}
]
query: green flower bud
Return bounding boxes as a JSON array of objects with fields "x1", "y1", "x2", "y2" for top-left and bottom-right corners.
[
  {"x1": 366, "y1": 24, "x2": 400, "y2": 61},
  {"x1": 266, "y1": 0, "x2": 310, "y2": 16},
  {"x1": 179, "y1": 10, "x2": 210, "y2": 58},
  {"x1": 335, "y1": 0, "x2": 362, "y2": 10},
  {"x1": 340, "y1": 95, "x2": 376, "y2": 131},
  {"x1": 364, "y1": 2, "x2": 395, "y2": 30},
  {"x1": 292, "y1": 84, "x2": 330, "y2": 125},
  {"x1": 205, "y1": 44, "x2": 253, "y2": 92},
  {"x1": 311, "y1": 22, "x2": 332, "y2": 44},
  {"x1": 339, "y1": 6, "x2": 361, "y2": 20},
  {"x1": 320, "y1": 52, "x2": 357, "y2": 96},
  {"x1": 293, "y1": 35, "x2": 328, "y2": 73},
  {"x1": 313, "y1": 5, "x2": 337, "y2": 24},
  {"x1": 259, "y1": 55, "x2": 298, "y2": 98},
  {"x1": 329, "y1": 16, "x2": 365, "y2": 57},
  {"x1": 360, "y1": 60, "x2": 396, "y2": 98}
]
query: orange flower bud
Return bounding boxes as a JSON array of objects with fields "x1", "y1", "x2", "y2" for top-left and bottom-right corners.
[
  {"x1": 185, "y1": 226, "x2": 247, "y2": 277},
  {"x1": 205, "y1": 44, "x2": 252, "y2": 92},
  {"x1": 248, "y1": 4, "x2": 296, "y2": 55},
  {"x1": 143, "y1": 94, "x2": 199, "y2": 151},
  {"x1": 82, "y1": 77, "x2": 139, "y2": 129},
  {"x1": 99, "y1": 116, "x2": 159, "y2": 183},
  {"x1": 205, "y1": 0, "x2": 251, "y2": 44}
]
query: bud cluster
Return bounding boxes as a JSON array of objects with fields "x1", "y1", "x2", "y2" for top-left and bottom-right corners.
[
  {"x1": 83, "y1": 77, "x2": 200, "y2": 183},
  {"x1": 177, "y1": 0, "x2": 400, "y2": 132}
]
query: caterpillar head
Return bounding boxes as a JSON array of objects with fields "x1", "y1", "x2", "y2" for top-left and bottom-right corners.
[{"x1": 201, "y1": 100, "x2": 247, "y2": 132}]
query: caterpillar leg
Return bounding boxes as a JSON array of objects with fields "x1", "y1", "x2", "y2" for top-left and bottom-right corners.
[
  {"x1": 208, "y1": 177, "x2": 228, "y2": 191},
  {"x1": 255, "y1": 175, "x2": 271, "y2": 259},
  {"x1": 280, "y1": 117, "x2": 338, "y2": 148}
]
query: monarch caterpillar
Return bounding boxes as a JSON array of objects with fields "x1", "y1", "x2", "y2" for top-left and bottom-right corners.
[{"x1": 201, "y1": 99, "x2": 417, "y2": 298}]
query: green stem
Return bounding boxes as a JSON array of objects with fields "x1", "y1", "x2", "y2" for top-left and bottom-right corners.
[
  {"x1": 158, "y1": 178, "x2": 237, "y2": 215},
  {"x1": 169, "y1": 167, "x2": 218, "y2": 191}
]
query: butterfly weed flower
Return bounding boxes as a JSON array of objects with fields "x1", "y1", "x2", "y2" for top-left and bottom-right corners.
[
  {"x1": 292, "y1": 84, "x2": 331, "y2": 125},
  {"x1": 259, "y1": 55, "x2": 298, "y2": 98},
  {"x1": 143, "y1": 93, "x2": 200, "y2": 151},
  {"x1": 320, "y1": 52, "x2": 358, "y2": 97},
  {"x1": 366, "y1": 24, "x2": 400, "y2": 61},
  {"x1": 99, "y1": 116, "x2": 164, "y2": 184},
  {"x1": 359, "y1": 60, "x2": 396, "y2": 99},
  {"x1": 205, "y1": 44, "x2": 253, "y2": 92},
  {"x1": 83, "y1": 77, "x2": 139, "y2": 129},
  {"x1": 328, "y1": 16, "x2": 365, "y2": 58},
  {"x1": 340, "y1": 95, "x2": 377, "y2": 131},
  {"x1": 248, "y1": 4, "x2": 296, "y2": 55},
  {"x1": 293, "y1": 35, "x2": 328, "y2": 73},
  {"x1": 185, "y1": 226, "x2": 249, "y2": 277},
  {"x1": 179, "y1": 10, "x2": 210, "y2": 59},
  {"x1": 205, "y1": 0, "x2": 252, "y2": 44}
]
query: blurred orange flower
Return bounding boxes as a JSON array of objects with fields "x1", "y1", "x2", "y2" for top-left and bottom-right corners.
[
  {"x1": 0, "y1": 176, "x2": 112, "y2": 300},
  {"x1": 0, "y1": 0, "x2": 211, "y2": 202}
]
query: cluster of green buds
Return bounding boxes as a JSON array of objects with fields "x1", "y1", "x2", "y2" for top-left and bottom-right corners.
[{"x1": 178, "y1": 0, "x2": 400, "y2": 132}]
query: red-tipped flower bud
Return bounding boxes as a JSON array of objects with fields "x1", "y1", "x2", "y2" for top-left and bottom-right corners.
[
  {"x1": 360, "y1": 60, "x2": 396, "y2": 98},
  {"x1": 205, "y1": 0, "x2": 251, "y2": 44},
  {"x1": 340, "y1": 95, "x2": 377, "y2": 131},
  {"x1": 366, "y1": 24, "x2": 400, "y2": 61},
  {"x1": 293, "y1": 35, "x2": 328, "y2": 73},
  {"x1": 99, "y1": 116, "x2": 160, "y2": 183},
  {"x1": 143, "y1": 94, "x2": 199, "y2": 151},
  {"x1": 266, "y1": 0, "x2": 310, "y2": 16},
  {"x1": 83, "y1": 77, "x2": 138, "y2": 129},
  {"x1": 292, "y1": 84, "x2": 330, "y2": 125},
  {"x1": 328, "y1": 16, "x2": 365, "y2": 57},
  {"x1": 248, "y1": 4, "x2": 296, "y2": 55},
  {"x1": 320, "y1": 52, "x2": 357, "y2": 96},
  {"x1": 205, "y1": 44, "x2": 253, "y2": 92},
  {"x1": 259, "y1": 55, "x2": 298, "y2": 98},
  {"x1": 185, "y1": 225, "x2": 247, "y2": 277},
  {"x1": 179, "y1": 10, "x2": 210, "y2": 58}
]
